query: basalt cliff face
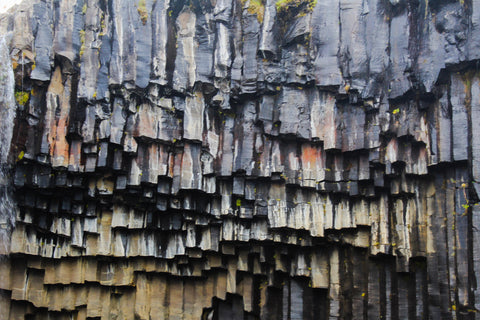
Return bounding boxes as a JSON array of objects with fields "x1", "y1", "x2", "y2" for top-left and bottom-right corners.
[{"x1": 1, "y1": 0, "x2": 480, "y2": 319}]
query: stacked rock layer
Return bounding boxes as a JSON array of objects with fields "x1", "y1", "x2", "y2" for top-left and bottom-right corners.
[{"x1": 1, "y1": 0, "x2": 480, "y2": 319}]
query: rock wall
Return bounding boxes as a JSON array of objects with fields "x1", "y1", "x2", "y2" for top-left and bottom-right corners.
[{"x1": 1, "y1": 0, "x2": 480, "y2": 319}]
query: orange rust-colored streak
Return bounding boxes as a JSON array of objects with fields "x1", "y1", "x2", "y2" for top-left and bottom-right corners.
[
  {"x1": 53, "y1": 116, "x2": 70, "y2": 167},
  {"x1": 302, "y1": 144, "x2": 318, "y2": 168},
  {"x1": 168, "y1": 151, "x2": 175, "y2": 178},
  {"x1": 50, "y1": 67, "x2": 71, "y2": 167},
  {"x1": 46, "y1": 67, "x2": 63, "y2": 159}
]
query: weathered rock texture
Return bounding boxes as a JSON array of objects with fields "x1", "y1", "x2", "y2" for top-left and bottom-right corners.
[{"x1": 1, "y1": 0, "x2": 480, "y2": 319}]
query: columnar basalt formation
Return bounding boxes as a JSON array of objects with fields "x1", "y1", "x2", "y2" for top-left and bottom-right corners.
[{"x1": 1, "y1": 0, "x2": 480, "y2": 319}]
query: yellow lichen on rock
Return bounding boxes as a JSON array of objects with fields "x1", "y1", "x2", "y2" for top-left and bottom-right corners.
[
  {"x1": 242, "y1": 0, "x2": 265, "y2": 23},
  {"x1": 14, "y1": 91, "x2": 29, "y2": 106},
  {"x1": 137, "y1": 0, "x2": 148, "y2": 25},
  {"x1": 276, "y1": 0, "x2": 316, "y2": 13}
]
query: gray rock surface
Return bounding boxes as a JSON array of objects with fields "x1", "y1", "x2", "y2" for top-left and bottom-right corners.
[{"x1": 1, "y1": 0, "x2": 480, "y2": 318}]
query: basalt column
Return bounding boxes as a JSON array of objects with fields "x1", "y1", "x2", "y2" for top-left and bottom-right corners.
[{"x1": 1, "y1": 0, "x2": 480, "y2": 319}]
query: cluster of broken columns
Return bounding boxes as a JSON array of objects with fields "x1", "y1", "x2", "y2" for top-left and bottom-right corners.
[{"x1": 1, "y1": 0, "x2": 480, "y2": 318}]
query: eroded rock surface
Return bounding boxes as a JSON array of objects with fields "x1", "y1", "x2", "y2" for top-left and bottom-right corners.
[{"x1": 1, "y1": 0, "x2": 480, "y2": 319}]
